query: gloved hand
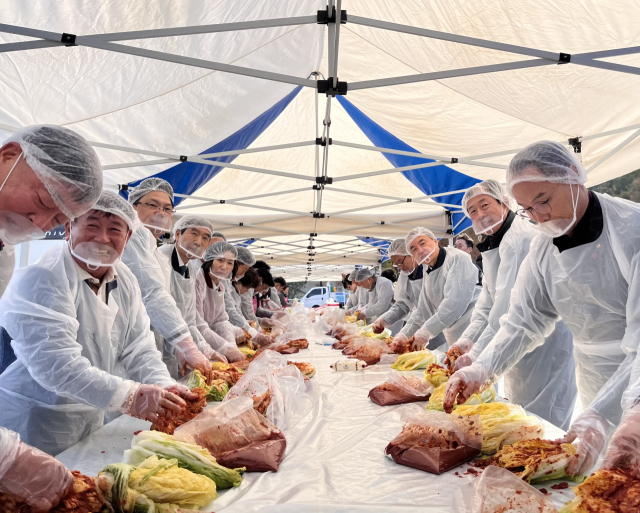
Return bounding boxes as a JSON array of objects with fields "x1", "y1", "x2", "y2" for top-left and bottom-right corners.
[
  {"x1": 164, "y1": 383, "x2": 200, "y2": 402},
  {"x1": 556, "y1": 408, "x2": 614, "y2": 476},
  {"x1": 356, "y1": 311, "x2": 367, "y2": 322},
  {"x1": 210, "y1": 350, "x2": 228, "y2": 363},
  {"x1": 444, "y1": 338, "x2": 474, "y2": 367},
  {"x1": 372, "y1": 318, "x2": 387, "y2": 334},
  {"x1": 225, "y1": 346, "x2": 246, "y2": 363},
  {"x1": 602, "y1": 403, "x2": 640, "y2": 475},
  {"x1": 247, "y1": 326, "x2": 259, "y2": 338},
  {"x1": 0, "y1": 428, "x2": 74, "y2": 512},
  {"x1": 259, "y1": 317, "x2": 279, "y2": 330},
  {"x1": 390, "y1": 333, "x2": 409, "y2": 353},
  {"x1": 252, "y1": 333, "x2": 274, "y2": 348},
  {"x1": 272, "y1": 311, "x2": 290, "y2": 324},
  {"x1": 452, "y1": 353, "x2": 475, "y2": 372},
  {"x1": 197, "y1": 341, "x2": 227, "y2": 363},
  {"x1": 443, "y1": 363, "x2": 491, "y2": 413},
  {"x1": 174, "y1": 337, "x2": 212, "y2": 381},
  {"x1": 124, "y1": 384, "x2": 186, "y2": 423},
  {"x1": 411, "y1": 327, "x2": 431, "y2": 351},
  {"x1": 345, "y1": 309, "x2": 354, "y2": 316}
]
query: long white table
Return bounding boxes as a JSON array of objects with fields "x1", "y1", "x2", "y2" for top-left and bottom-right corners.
[{"x1": 57, "y1": 338, "x2": 576, "y2": 512}]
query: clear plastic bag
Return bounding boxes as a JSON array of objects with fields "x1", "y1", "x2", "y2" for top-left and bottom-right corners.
[
  {"x1": 223, "y1": 350, "x2": 314, "y2": 432},
  {"x1": 369, "y1": 371, "x2": 434, "y2": 406},
  {"x1": 275, "y1": 329, "x2": 309, "y2": 349},
  {"x1": 347, "y1": 337, "x2": 393, "y2": 365},
  {"x1": 385, "y1": 407, "x2": 482, "y2": 474},
  {"x1": 329, "y1": 322, "x2": 359, "y2": 341},
  {"x1": 452, "y1": 466, "x2": 558, "y2": 513},
  {"x1": 321, "y1": 307, "x2": 346, "y2": 327},
  {"x1": 174, "y1": 397, "x2": 287, "y2": 472}
]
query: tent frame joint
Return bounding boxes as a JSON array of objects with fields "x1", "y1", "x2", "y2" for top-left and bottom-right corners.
[
  {"x1": 316, "y1": 137, "x2": 332, "y2": 146},
  {"x1": 316, "y1": 176, "x2": 333, "y2": 185},
  {"x1": 317, "y1": 78, "x2": 347, "y2": 96},
  {"x1": 317, "y1": 7, "x2": 347, "y2": 25},
  {"x1": 558, "y1": 52, "x2": 571, "y2": 63},
  {"x1": 61, "y1": 33, "x2": 77, "y2": 45},
  {"x1": 568, "y1": 136, "x2": 582, "y2": 153},
  {"x1": 312, "y1": 212, "x2": 325, "y2": 219}
]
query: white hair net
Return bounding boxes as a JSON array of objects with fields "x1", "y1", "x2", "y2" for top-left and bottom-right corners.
[
  {"x1": 90, "y1": 190, "x2": 139, "y2": 231},
  {"x1": 235, "y1": 246, "x2": 256, "y2": 266},
  {"x1": 4, "y1": 125, "x2": 103, "y2": 219},
  {"x1": 211, "y1": 231, "x2": 227, "y2": 241},
  {"x1": 462, "y1": 179, "x2": 508, "y2": 216},
  {"x1": 506, "y1": 140, "x2": 586, "y2": 197},
  {"x1": 354, "y1": 268, "x2": 375, "y2": 281},
  {"x1": 204, "y1": 241, "x2": 237, "y2": 261},
  {"x1": 388, "y1": 238, "x2": 410, "y2": 257},
  {"x1": 172, "y1": 215, "x2": 213, "y2": 236},
  {"x1": 405, "y1": 227, "x2": 436, "y2": 250},
  {"x1": 128, "y1": 177, "x2": 175, "y2": 205}
]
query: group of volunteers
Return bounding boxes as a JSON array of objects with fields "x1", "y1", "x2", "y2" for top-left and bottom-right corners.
[
  {"x1": 344, "y1": 140, "x2": 639, "y2": 480},
  {"x1": 0, "y1": 124, "x2": 637, "y2": 509},
  {"x1": 0, "y1": 125, "x2": 291, "y2": 510}
]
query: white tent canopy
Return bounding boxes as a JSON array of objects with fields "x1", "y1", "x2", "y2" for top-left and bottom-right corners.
[{"x1": 1, "y1": 0, "x2": 638, "y2": 280}]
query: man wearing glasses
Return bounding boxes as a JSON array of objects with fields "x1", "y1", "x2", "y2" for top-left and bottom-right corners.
[
  {"x1": 122, "y1": 178, "x2": 212, "y2": 382},
  {"x1": 445, "y1": 141, "x2": 640, "y2": 479}
]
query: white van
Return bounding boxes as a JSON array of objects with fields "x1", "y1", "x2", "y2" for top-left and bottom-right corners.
[{"x1": 300, "y1": 286, "x2": 330, "y2": 309}]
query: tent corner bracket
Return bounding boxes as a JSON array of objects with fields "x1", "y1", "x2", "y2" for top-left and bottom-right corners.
[
  {"x1": 558, "y1": 53, "x2": 571, "y2": 63},
  {"x1": 316, "y1": 176, "x2": 333, "y2": 185},
  {"x1": 61, "y1": 33, "x2": 76, "y2": 46},
  {"x1": 317, "y1": 8, "x2": 347, "y2": 25},
  {"x1": 318, "y1": 79, "x2": 347, "y2": 96},
  {"x1": 568, "y1": 136, "x2": 582, "y2": 153}
]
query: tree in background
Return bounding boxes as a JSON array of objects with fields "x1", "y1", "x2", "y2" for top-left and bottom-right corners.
[{"x1": 591, "y1": 168, "x2": 640, "y2": 202}]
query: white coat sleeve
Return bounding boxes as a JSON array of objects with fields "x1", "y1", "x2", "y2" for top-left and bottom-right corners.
[
  {"x1": 224, "y1": 282, "x2": 251, "y2": 330},
  {"x1": 423, "y1": 255, "x2": 479, "y2": 337},
  {"x1": 121, "y1": 229, "x2": 190, "y2": 348},
  {"x1": 117, "y1": 277, "x2": 175, "y2": 388},
  {"x1": 622, "y1": 351, "x2": 640, "y2": 411},
  {"x1": 475, "y1": 252, "x2": 561, "y2": 379},
  {"x1": 1, "y1": 266, "x2": 133, "y2": 410},
  {"x1": 241, "y1": 289, "x2": 258, "y2": 322},
  {"x1": 195, "y1": 278, "x2": 234, "y2": 354},
  {"x1": 362, "y1": 279, "x2": 394, "y2": 319},
  {"x1": 401, "y1": 284, "x2": 431, "y2": 338},
  {"x1": 458, "y1": 281, "x2": 493, "y2": 344},
  {"x1": 344, "y1": 292, "x2": 358, "y2": 311},
  {"x1": 379, "y1": 275, "x2": 412, "y2": 326}
]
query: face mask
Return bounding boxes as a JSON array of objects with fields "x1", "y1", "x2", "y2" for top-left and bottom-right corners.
[
  {"x1": 0, "y1": 153, "x2": 46, "y2": 245},
  {"x1": 472, "y1": 207, "x2": 506, "y2": 236},
  {"x1": 143, "y1": 212, "x2": 172, "y2": 236},
  {"x1": 532, "y1": 184, "x2": 580, "y2": 238},
  {"x1": 69, "y1": 230, "x2": 120, "y2": 271},
  {"x1": 414, "y1": 245, "x2": 436, "y2": 266},
  {"x1": 211, "y1": 266, "x2": 232, "y2": 279},
  {"x1": 178, "y1": 239, "x2": 204, "y2": 260},
  {"x1": 397, "y1": 256, "x2": 416, "y2": 276}
]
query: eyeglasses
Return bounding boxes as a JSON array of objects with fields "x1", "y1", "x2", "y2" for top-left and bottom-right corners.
[
  {"x1": 135, "y1": 201, "x2": 175, "y2": 214},
  {"x1": 515, "y1": 184, "x2": 559, "y2": 220}
]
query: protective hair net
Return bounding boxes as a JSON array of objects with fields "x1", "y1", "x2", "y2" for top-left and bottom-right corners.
[
  {"x1": 236, "y1": 246, "x2": 256, "y2": 267},
  {"x1": 462, "y1": 179, "x2": 508, "y2": 216},
  {"x1": 388, "y1": 238, "x2": 410, "y2": 257},
  {"x1": 211, "y1": 231, "x2": 227, "y2": 241},
  {"x1": 355, "y1": 268, "x2": 375, "y2": 281},
  {"x1": 127, "y1": 177, "x2": 175, "y2": 205},
  {"x1": 204, "y1": 241, "x2": 238, "y2": 262},
  {"x1": 3, "y1": 125, "x2": 103, "y2": 219},
  {"x1": 405, "y1": 227, "x2": 436, "y2": 249},
  {"x1": 506, "y1": 140, "x2": 586, "y2": 197},
  {"x1": 90, "y1": 190, "x2": 139, "y2": 231},
  {"x1": 172, "y1": 215, "x2": 213, "y2": 236}
]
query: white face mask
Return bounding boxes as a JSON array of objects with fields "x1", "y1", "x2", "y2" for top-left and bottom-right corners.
[
  {"x1": 143, "y1": 212, "x2": 172, "y2": 236},
  {"x1": 533, "y1": 184, "x2": 580, "y2": 238},
  {"x1": 0, "y1": 153, "x2": 47, "y2": 245},
  {"x1": 472, "y1": 207, "x2": 506, "y2": 236},
  {"x1": 178, "y1": 239, "x2": 204, "y2": 260},
  {"x1": 397, "y1": 256, "x2": 416, "y2": 276},
  {"x1": 414, "y1": 245, "x2": 436, "y2": 266},
  {"x1": 69, "y1": 230, "x2": 120, "y2": 271}
]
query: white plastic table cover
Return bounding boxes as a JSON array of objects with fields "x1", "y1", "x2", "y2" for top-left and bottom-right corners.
[{"x1": 56, "y1": 335, "x2": 573, "y2": 512}]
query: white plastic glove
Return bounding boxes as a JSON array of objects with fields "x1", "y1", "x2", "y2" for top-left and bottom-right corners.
[
  {"x1": 445, "y1": 337, "x2": 475, "y2": 369},
  {"x1": 252, "y1": 333, "x2": 274, "y2": 348},
  {"x1": 247, "y1": 327, "x2": 259, "y2": 338},
  {"x1": 197, "y1": 341, "x2": 227, "y2": 363},
  {"x1": 164, "y1": 383, "x2": 200, "y2": 403},
  {"x1": 0, "y1": 427, "x2": 74, "y2": 512},
  {"x1": 174, "y1": 337, "x2": 212, "y2": 381},
  {"x1": 411, "y1": 327, "x2": 431, "y2": 351},
  {"x1": 443, "y1": 363, "x2": 492, "y2": 413},
  {"x1": 452, "y1": 353, "x2": 476, "y2": 372},
  {"x1": 224, "y1": 346, "x2": 245, "y2": 363},
  {"x1": 390, "y1": 333, "x2": 409, "y2": 353},
  {"x1": 557, "y1": 408, "x2": 614, "y2": 476},
  {"x1": 345, "y1": 309, "x2": 354, "y2": 316},
  {"x1": 123, "y1": 384, "x2": 186, "y2": 423},
  {"x1": 356, "y1": 311, "x2": 367, "y2": 322},
  {"x1": 372, "y1": 318, "x2": 387, "y2": 334},
  {"x1": 234, "y1": 327, "x2": 247, "y2": 344},
  {"x1": 602, "y1": 403, "x2": 640, "y2": 475}
]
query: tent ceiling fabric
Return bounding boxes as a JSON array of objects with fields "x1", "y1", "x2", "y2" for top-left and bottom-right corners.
[{"x1": 0, "y1": 0, "x2": 638, "y2": 279}]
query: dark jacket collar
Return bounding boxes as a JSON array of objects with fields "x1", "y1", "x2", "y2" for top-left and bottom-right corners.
[
  {"x1": 553, "y1": 190, "x2": 603, "y2": 253},
  {"x1": 171, "y1": 247, "x2": 190, "y2": 279},
  {"x1": 426, "y1": 246, "x2": 446, "y2": 274},
  {"x1": 408, "y1": 263, "x2": 423, "y2": 281}
]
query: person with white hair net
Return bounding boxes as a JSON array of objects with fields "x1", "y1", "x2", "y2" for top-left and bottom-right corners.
[
  {"x1": 444, "y1": 141, "x2": 640, "y2": 477},
  {"x1": 372, "y1": 239, "x2": 423, "y2": 336},
  {"x1": 155, "y1": 214, "x2": 230, "y2": 376},
  {"x1": 0, "y1": 125, "x2": 103, "y2": 298},
  {"x1": 392, "y1": 227, "x2": 481, "y2": 353},
  {"x1": 351, "y1": 267, "x2": 394, "y2": 324},
  {"x1": 223, "y1": 246, "x2": 259, "y2": 336},
  {"x1": 344, "y1": 269, "x2": 368, "y2": 315},
  {"x1": 195, "y1": 242, "x2": 246, "y2": 363},
  {"x1": 122, "y1": 177, "x2": 212, "y2": 382},
  {"x1": 444, "y1": 179, "x2": 577, "y2": 430},
  {"x1": 0, "y1": 190, "x2": 197, "y2": 455}
]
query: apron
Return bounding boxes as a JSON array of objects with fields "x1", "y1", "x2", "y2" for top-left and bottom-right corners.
[{"x1": 152, "y1": 247, "x2": 173, "y2": 354}]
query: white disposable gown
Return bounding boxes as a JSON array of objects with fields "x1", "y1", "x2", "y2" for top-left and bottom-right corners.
[
  {"x1": 461, "y1": 214, "x2": 577, "y2": 429},
  {"x1": 378, "y1": 269, "x2": 423, "y2": 327},
  {"x1": 0, "y1": 243, "x2": 174, "y2": 455},
  {"x1": 223, "y1": 279, "x2": 252, "y2": 330},
  {"x1": 0, "y1": 243, "x2": 15, "y2": 299},
  {"x1": 403, "y1": 247, "x2": 481, "y2": 345},
  {"x1": 195, "y1": 270, "x2": 240, "y2": 356},
  {"x1": 241, "y1": 288, "x2": 258, "y2": 322},
  {"x1": 476, "y1": 193, "x2": 640, "y2": 425},
  {"x1": 360, "y1": 276, "x2": 395, "y2": 322}
]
